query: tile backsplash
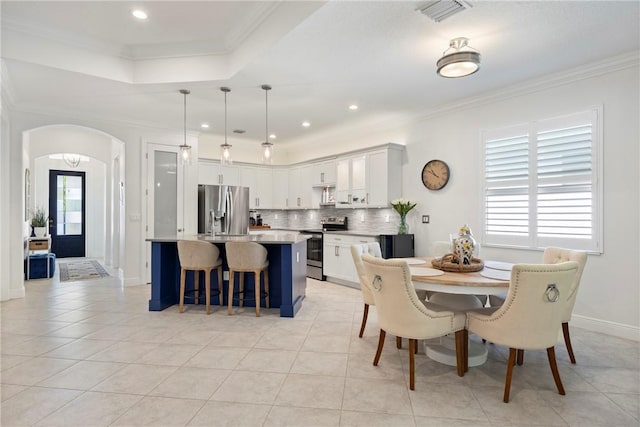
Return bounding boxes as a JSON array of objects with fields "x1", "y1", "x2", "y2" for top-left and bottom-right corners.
[{"x1": 256, "y1": 208, "x2": 400, "y2": 234}]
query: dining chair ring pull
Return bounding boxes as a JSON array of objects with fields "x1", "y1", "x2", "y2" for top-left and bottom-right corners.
[
  {"x1": 372, "y1": 275, "x2": 383, "y2": 291},
  {"x1": 545, "y1": 284, "x2": 560, "y2": 303}
]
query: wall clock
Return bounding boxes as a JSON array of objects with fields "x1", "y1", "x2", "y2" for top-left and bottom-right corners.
[{"x1": 421, "y1": 160, "x2": 450, "y2": 190}]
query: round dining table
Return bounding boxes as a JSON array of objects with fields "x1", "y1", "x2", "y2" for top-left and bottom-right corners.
[{"x1": 405, "y1": 257, "x2": 512, "y2": 368}]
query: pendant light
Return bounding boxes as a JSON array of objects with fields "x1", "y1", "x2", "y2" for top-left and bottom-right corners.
[
  {"x1": 260, "y1": 84, "x2": 273, "y2": 164},
  {"x1": 63, "y1": 153, "x2": 81, "y2": 168},
  {"x1": 436, "y1": 37, "x2": 481, "y2": 78},
  {"x1": 220, "y1": 87, "x2": 233, "y2": 165},
  {"x1": 178, "y1": 89, "x2": 191, "y2": 164}
]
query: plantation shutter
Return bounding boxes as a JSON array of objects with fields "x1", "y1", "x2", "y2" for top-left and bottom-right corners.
[
  {"x1": 535, "y1": 110, "x2": 600, "y2": 251},
  {"x1": 482, "y1": 109, "x2": 601, "y2": 252},
  {"x1": 483, "y1": 125, "x2": 531, "y2": 247}
]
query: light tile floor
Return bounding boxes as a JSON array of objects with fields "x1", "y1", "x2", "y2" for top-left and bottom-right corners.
[{"x1": 1, "y1": 266, "x2": 639, "y2": 426}]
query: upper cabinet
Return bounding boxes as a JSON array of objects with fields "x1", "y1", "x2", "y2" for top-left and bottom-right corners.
[
  {"x1": 288, "y1": 165, "x2": 314, "y2": 209},
  {"x1": 271, "y1": 168, "x2": 289, "y2": 209},
  {"x1": 335, "y1": 146, "x2": 402, "y2": 208},
  {"x1": 197, "y1": 144, "x2": 402, "y2": 210},
  {"x1": 240, "y1": 167, "x2": 273, "y2": 209},
  {"x1": 198, "y1": 160, "x2": 240, "y2": 186},
  {"x1": 311, "y1": 160, "x2": 337, "y2": 186}
]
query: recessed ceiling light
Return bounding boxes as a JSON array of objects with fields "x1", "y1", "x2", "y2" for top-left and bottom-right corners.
[
  {"x1": 200, "y1": 123, "x2": 210, "y2": 129},
  {"x1": 349, "y1": 104, "x2": 359, "y2": 110},
  {"x1": 233, "y1": 129, "x2": 245, "y2": 134},
  {"x1": 132, "y1": 9, "x2": 148, "y2": 20},
  {"x1": 302, "y1": 121, "x2": 311, "y2": 127},
  {"x1": 269, "y1": 134, "x2": 276, "y2": 139}
]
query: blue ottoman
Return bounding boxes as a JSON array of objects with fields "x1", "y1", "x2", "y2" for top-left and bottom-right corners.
[{"x1": 25, "y1": 253, "x2": 56, "y2": 279}]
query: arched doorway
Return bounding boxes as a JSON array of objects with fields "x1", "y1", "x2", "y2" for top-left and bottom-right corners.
[{"x1": 25, "y1": 125, "x2": 125, "y2": 276}]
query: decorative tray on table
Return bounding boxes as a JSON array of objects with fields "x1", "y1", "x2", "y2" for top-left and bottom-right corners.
[{"x1": 431, "y1": 254, "x2": 484, "y2": 272}]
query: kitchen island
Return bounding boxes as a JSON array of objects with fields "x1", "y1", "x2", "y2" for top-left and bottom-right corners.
[{"x1": 146, "y1": 233, "x2": 309, "y2": 317}]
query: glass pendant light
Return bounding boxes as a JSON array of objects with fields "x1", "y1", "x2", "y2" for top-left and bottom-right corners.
[
  {"x1": 261, "y1": 84, "x2": 273, "y2": 164},
  {"x1": 178, "y1": 89, "x2": 191, "y2": 164},
  {"x1": 220, "y1": 87, "x2": 233, "y2": 165}
]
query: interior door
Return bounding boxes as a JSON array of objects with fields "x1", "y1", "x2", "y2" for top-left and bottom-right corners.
[
  {"x1": 145, "y1": 144, "x2": 184, "y2": 281},
  {"x1": 49, "y1": 169, "x2": 86, "y2": 258}
]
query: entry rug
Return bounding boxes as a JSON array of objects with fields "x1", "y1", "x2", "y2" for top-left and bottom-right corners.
[{"x1": 59, "y1": 260, "x2": 110, "y2": 282}]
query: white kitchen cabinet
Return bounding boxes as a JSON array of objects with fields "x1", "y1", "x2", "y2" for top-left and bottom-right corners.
[
  {"x1": 323, "y1": 233, "x2": 379, "y2": 284},
  {"x1": 311, "y1": 159, "x2": 337, "y2": 186},
  {"x1": 240, "y1": 167, "x2": 273, "y2": 209},
  {"x1": 335, "y1": 147, "x2": 402, "y2": 208},
  {"x1": 271, "y1": 168, "x2": 289, "y2": 209},
  {"x1": 288, "y1": 165, "x2": 314, "y2": 209},
  {"x1": 335, "y1": 154, "x2": 368, "y2": 208},
  {"x1": 198, "y1": 160, "x2": 240, "y2": 186}
]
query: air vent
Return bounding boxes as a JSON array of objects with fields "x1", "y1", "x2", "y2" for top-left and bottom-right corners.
[
  {"x1": 233, "y1": 129, "x2": 245, "y2": 134},
  {"x1": 417, "y1": 0, "x2": 472, "y2": 22}
]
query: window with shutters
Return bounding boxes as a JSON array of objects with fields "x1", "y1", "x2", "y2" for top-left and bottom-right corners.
[{"x1": 481, "y1": 108, "x2": 602, "y2": 253}]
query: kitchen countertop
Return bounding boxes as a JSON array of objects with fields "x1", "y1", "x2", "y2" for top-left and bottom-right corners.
[
  {"x1": 146, "y1": 232, "x2": 310, "y2": 244},
  {"x1": 323, "y1": 230, "x2": 381, "y2": 237}
]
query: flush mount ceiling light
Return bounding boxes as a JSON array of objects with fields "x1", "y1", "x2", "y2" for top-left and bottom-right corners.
[
  {"x1": 220, "y1": 87, "x2": 233, "y2": 165},
  {"x1": 349, "y1": 104, "x2": 359, "y2": 111},
  {"x1": 301, "y1": 121, "x2": 311, "y2": 128},
  {"x1": 201, "y1": 123, "x2": 209, "y2": 129},
  {"x1": 436, "y1": 37, "x2": 481, "y2": 78},
  {"x1": 261, "y1": 84, "x2": 274, "y2": 164},
  {"x1": 178, "y1": 89, "x2": 191, "y2": 164}
]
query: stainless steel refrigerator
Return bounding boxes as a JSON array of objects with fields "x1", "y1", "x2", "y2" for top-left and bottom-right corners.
[{"x1": 198, "y1": 185, "x2": 250, "y2": 235}]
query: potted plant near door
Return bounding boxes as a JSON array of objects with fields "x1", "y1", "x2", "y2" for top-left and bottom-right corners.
[{"x1": 31, "y1": 205, "x2": 48, "y2": 237}]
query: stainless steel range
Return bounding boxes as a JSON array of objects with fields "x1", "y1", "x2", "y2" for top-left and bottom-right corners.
[{"x1": 300, "y1": 216, "x2": 348, "y2": 280}]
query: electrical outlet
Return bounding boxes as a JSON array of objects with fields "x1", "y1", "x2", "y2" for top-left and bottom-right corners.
[
  {"x1": 223, "y1": 271, "x2": 229, "y2": 280},
  {"x1": 422, "y1": 215, "x2": 430, "y2": 224},
  {"x1": 274, "y1": 214, "x2": 278, "y2": 219},
  {"x1": 360, "y1": 214, "x2": 365, "y2": 222},
  {"x1": 294, "y1": 214, "x2": 298, "y2": 220},
  {"x1": 385, "y1": 215, "x2": 390, "y2": 223}
]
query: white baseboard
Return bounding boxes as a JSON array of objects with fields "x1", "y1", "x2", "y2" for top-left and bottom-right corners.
[
  {"x1": 324, "y1": 277, "x2": 360, "y2": 290},
  {"x1": 568, "y1": 315, "x2": 639, "y2": 342},
  {"x1": 10, "y1": 285, "x2": 25, "y2": 299},
  {"x1": 123, "y1": 276, "x2": 146, "y2": 287}
]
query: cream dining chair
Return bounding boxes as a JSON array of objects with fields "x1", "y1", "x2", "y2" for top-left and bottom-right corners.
[
  {"x1": 351, "y1": 243, "x2": 427, "y2": 351},
  {"x1": 361, "y1": 254, "x2": 467, "y2": 390},
  {"x1": 466, "y1": 261, "x2": 579, "y2": 402},
  {"x1": 350, "y1": 242, "x2": 382, "y2": 338},
  {"x1": 489, "y1": 247, "x2": 587, "y2": 364}
]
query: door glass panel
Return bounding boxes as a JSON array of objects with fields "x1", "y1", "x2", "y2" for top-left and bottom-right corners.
[
  {"x1": 154, "y1": 151, "x2": 177, "y2": 235},
  {"x1": 56, "y1": 175, "x2": 83, "y2": 235}
]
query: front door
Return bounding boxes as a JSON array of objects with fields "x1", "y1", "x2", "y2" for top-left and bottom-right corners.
[{"x1": 49, "y1": 169, "x2": 86, "y2": 258}]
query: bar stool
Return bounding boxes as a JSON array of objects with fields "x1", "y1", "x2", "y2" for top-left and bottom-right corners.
[
  {"x1": 225, "y1": 242, "x2": 269, "y2": 317},
  {"x1": 177, "y1": 240, "x2": 223, "y2": 314}
]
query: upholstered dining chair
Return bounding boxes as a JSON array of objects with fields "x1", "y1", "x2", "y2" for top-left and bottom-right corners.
[
  {"x1": 177, "y1": 240, "x2": 223, "y2": 314},
  {"x1": 489, "y1": 247, "x2": 587, "y2": 364},
  {"x1": 350, "y1": 242, "x2": 382, "y2": 338},
  {"x1": 361, "y1": 254, "x2": 467, "y2": 390},
  {"x1": 466, "y1": 261, "x2": 579, "y2": 402}
]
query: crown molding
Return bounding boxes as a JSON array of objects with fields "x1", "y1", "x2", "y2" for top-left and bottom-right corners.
[{"x1": 409, "y1": 51, "x2": 640, "y2": 123}]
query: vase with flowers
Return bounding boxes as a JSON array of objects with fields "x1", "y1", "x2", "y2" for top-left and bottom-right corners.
[{"x1": 390, "y1": 199, "x2": 417, "y2": 235}]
